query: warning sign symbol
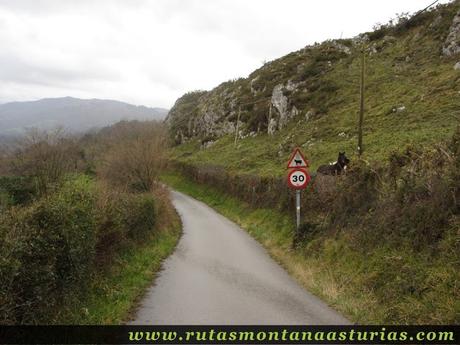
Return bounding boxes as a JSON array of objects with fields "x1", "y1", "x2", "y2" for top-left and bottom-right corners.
[{"x1": 287, "y1": 148, "x2": 309, "y2": 169}]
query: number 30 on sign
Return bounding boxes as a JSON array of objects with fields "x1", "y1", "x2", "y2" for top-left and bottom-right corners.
[{"x1": 287, "y1": 168, "x2": 310, "y2": 189}]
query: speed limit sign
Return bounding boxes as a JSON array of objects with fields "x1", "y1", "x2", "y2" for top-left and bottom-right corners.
[{"x1": 287, "y1": 168, "x2": 310, "y2": 189}]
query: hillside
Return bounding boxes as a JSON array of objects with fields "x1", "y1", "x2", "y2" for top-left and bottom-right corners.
[
  {"x1": 0, "y1": 97, "x2": 168, "y2": 136},
  {"x1": 167, "y1": 1, "x2": 460, "y2": 175}
]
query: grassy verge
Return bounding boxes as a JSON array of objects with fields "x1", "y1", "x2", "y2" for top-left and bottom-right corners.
[
  {"x1": 61, "y1": 192, "x2": 181, "y2": 324},
  {"x1": 162, "y1": 172, "x2": 459, "y2": 324}
]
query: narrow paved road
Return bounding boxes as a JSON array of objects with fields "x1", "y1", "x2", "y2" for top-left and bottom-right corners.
[{"x1": 131, "y1": 191, "x2": 349, "y2": 325}]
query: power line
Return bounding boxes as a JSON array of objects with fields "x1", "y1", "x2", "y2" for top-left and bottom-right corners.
[{"x1": 415, "y1": 0, "x2": 440, "y2": 16}]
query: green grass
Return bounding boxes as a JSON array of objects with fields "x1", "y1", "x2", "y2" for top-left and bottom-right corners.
[
  {"x1": 162, "y1": 172, "x2": 460, "y2": 324},
  {"x1": 61, "y1": 216, "x2": 181, "y2": 324}
]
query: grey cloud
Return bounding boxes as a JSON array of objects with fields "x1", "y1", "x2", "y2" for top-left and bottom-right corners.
[
  {"x1": 0, "y1": 0, "x2": 451, "y2": 108},
  {"x1": 0, "y1": 0, "x2": 148, "y2": 13},
  {"x1": 0, "y1": 54, "x2": 121, "y2": 87}
]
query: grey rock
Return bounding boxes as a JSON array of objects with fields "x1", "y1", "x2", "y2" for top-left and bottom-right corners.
[
  {"x1": 455, "y1": 62, "x2": 460, "y2": 70},
  {"x1": 352, "y1": 34, "x2": 370, "y2": 47},
  {"x1": 202, "y1": 140, "x2": 215, "y2": 149},
  {"x1": 305, "y1": 109, "x2": 315, "y2": 122},
  {"x1": 271, "y1": 83, "x2": 300, "y2": 130},
  {"x1": 268, "y1": 117, "x2": 277, "y2": 135},
  {"x1": 286, "y1": 79, "x2": 299, "y2": 91},
  {"x1": 443, "y1": 10, "x2": 460, "y2": 56},
  {"x1": 271, "y1": 84, "x2": 288, "y2": 121},
  {"x1": 369, "y1": 44, "x2": 378, "y2": 55},
  {"x1": 250, "y1": 76, "x2": 260, "y2": 95},
  {"x1": 331, "y1": 40, "x2": 352, "y2": 55}
]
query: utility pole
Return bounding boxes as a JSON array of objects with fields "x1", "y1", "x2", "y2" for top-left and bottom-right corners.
[
  {"x1": 234, "y1": 106, "x2": 241, "y2": 147},
  {"x1": 267, "y1": 103, "x2": 272, "y2": 134},
  {"x1": 358, "y1": 48, "x2": 365, "y2": 157}
]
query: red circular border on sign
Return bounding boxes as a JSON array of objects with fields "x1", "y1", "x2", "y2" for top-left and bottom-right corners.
[{"x1": 287, "y1": 168, "x2": 311, "y2": 190}]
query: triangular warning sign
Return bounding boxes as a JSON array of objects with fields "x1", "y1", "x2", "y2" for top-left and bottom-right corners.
[{"x1": 287, "y1": 148, "x2": 309, "y2": 169}]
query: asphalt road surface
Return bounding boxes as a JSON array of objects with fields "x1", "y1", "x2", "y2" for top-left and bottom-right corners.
[{"x1": 130, "y1": 191, "x2": 349, "y2": 325}]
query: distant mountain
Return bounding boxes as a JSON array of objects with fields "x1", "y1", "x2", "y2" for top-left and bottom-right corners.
[{"x1": 0, "y1": 97, "x2": 168, "y2": 135}]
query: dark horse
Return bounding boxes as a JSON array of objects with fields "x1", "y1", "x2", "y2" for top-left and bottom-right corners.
[{"x1": 317, "y1": 152, "x2": 350, "y2": 175}]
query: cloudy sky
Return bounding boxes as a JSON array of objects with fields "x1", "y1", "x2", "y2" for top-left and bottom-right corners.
[{"x1": 0, "y1": 0, "x2": 450, "y2": 108}]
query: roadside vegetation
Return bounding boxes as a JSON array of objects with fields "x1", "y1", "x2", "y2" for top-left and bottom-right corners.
[
  {"x1": 0, "y1": 121, "x2": 179, "y2": 324},
  {"x1": 164, "y1": 127, "x2": 460, "y2": 323}
]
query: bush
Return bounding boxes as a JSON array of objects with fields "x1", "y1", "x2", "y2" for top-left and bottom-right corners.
[
  {"x1": 10, "y1": 128, "x2": 83, "y2": 195},
  {"x1": 121, "y1": 194, "x2": 156, "y2": 241},
  {"x1": 0, "y1": 174, "x2": 160, "y2": 324},
  {"x1": 330, "y1": 161, "x2": 381, "y2": 225},
  {"x1": 0, "y1": 175, "x2": 96, "y2": 324},
  {"x1": 0, "y1": 176, "x2": 36, "y2": 207},
  {"x1": 298, "y1": 61, "x2": 323, "y2": 81},
  {"x1": 96, "y1": 188, "x2": 156, "y2": 264}
]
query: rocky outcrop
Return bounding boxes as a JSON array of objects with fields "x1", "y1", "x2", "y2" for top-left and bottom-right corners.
[
  {"x1": 331, "y1": 40, "x2": 352, "y2": 55},
  {"x1": 271, "y1": 85, "x2": 288, "y2": 125},
  {"x1": 270, "y1": 82, "x2": 301, "y2": 131},
  {"x1": 443, "y1": 10, "x2": 460, "y2": 56}
]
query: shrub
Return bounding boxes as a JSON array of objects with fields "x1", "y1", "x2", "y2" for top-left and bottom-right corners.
[
  {"x1": 298, "y1": 61, "x2": 323, "y2": 81},
  {"x1": 368, "y1": 26, "x2": 389, "y2": 41},
  {"x1": 0, "y1": 175, "x2": 96, "y2": 324},
  {"x1": 0, "y1": 174, "x2": 160, "y2": 324},
  {"x1": 94, "y1": 189, "x2": 127, "y2": 262},
  {"x1": 0, "y1": 176, "x2": 36, "y2": 206},
  {"x1": 9, "y1": 128, "x2": 83, "y2": 195},
  {"x1": 388, "y1": 146, "x2": 456, "y2": 248},
  {"x1": 0, "y1": 191, "x2": 12, "y2": 211},
  {"x1": 118, "y1": 193, "x2": 156, "y2": 242},
  {"x1": 95, "y1": 188, "x2": 156, "y2": 263},
  {"x1": 330, "y1": 161, "x2": 381, "y2": 226}
]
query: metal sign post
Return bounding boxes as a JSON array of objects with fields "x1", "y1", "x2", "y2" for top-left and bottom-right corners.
[{"x1": 296, "y1": 190, "x2": 301, "y2": 231}]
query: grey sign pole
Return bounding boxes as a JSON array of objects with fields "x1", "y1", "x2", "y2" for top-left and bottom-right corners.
[{"x1": 296, "y1": 189, "x2": 301, "y2": 231}]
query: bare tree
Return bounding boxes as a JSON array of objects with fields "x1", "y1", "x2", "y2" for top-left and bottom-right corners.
[
  {"x1": 10, "y1": 128, "x2": 82, "y2": 193},
  {"x1": 98, "y1": 122, "x2": 168, "y2": 191}
]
